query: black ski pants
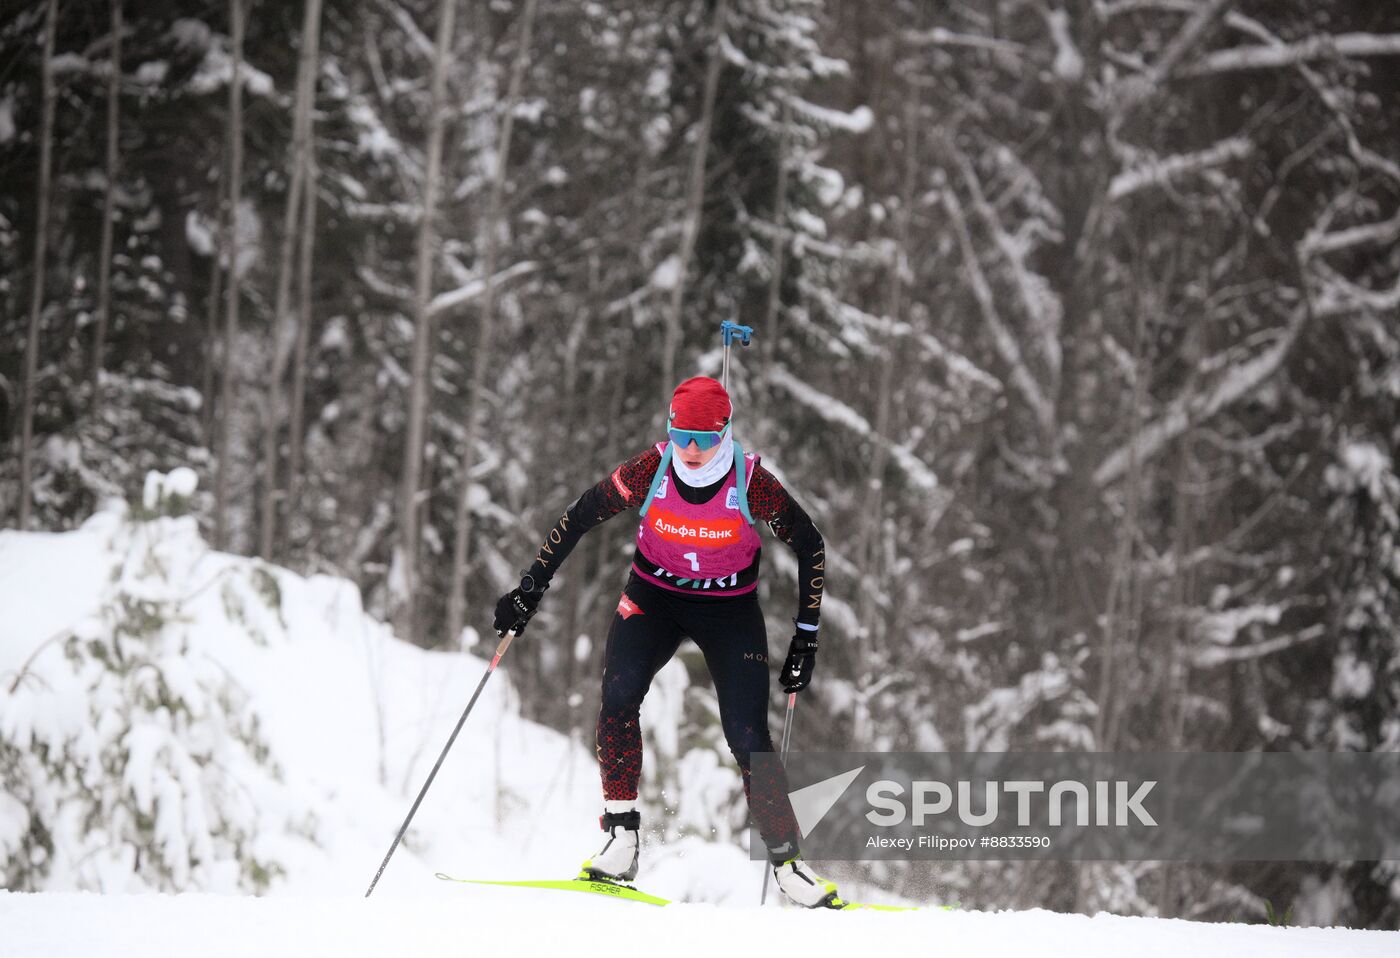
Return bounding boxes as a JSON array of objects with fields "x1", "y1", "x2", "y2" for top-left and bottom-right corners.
[{"x1": 595, "y1": 571, "x2": 801, "y2": 855}]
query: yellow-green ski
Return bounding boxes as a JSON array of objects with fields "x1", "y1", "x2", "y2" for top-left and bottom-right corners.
[
  {"x1": 434, "y1": 871, "x2": 670, "y2": 906},
  {"x1": 829, "y1": 898, "x2": 918, "y2": 911},
  {"x1": 435, "y1": 871, "x2": 955, "y2": 912},
  {"x1": 828, "y1": 896, "x2": 960, "y2": 912}
]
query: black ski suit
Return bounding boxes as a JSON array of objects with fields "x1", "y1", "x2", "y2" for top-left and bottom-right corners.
[{"x1": 520, "y1": 444, "x2": 825, "y2": 857}]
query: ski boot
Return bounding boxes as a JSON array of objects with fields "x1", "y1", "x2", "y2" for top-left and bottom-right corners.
[
  {"x1": 771, "y1": 853, "x2": 842, "y2": 909},
  {"x1": 579, "y1": 805, "x2": 640, "y2": 883}
]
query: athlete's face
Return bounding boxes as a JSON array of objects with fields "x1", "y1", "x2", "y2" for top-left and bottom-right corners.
[{"x1": 679, "y1": 438, "x2": 724, "y2": 470}]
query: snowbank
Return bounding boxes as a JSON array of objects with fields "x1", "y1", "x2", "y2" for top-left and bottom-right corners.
[
  {"x1": 0, "y1": 495, "x2": 609, "y2": 897},
  {"x1": 0, "y1": 888, "x2": 1393, "y2": 958},
  {"x1": 0, "y1": 487, "x2": 771, "y2": 904}
]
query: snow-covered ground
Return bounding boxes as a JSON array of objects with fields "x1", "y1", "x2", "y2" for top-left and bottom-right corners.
[
  {"x1": 0, "y1": 888, "x2": 1394, "y2": 957},
  {"x1": 0, "y1": 493, "x2": 759, "y2": 902},
  {"x1": 1, "y1": 487, "x2": 1395, "y2": 955}
]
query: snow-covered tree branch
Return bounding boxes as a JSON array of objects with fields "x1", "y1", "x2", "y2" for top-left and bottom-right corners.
[
  {"x1": 940, "y1": 183, "x2": 1056, "y2": 439},
  {"x1": 1108, "y1": 137, "x2": 1252, "y2": 201},
  {"x1": 1182, "y1": 32, "x2": 1400, "y2": 75},
  {"x1": 1094, "y1": 305, "x2": 1309, "y2": 487}
]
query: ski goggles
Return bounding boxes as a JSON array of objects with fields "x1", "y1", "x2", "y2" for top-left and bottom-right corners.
[{"x1": 668, "y1": 424, "x2": 728, "y2": 451}]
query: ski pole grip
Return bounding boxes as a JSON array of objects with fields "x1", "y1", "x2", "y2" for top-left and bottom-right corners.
[
  {"x1": 491, "y1": 629, "x2": 517, "y2": 668},
  {"x1": 721, "y1": 320, "x2": 753, "y2": 347}
]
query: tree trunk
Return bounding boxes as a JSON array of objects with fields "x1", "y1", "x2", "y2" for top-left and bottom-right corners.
[
  {"x1": 1093, "y1": 256, "x2": 1149, "y2": 752},
  {"x1": 395, "y1": 0, "x2": 458, "y2": 642},
  {"x1": 446, "y1": 0, "x2": 539, "y2": 647},
  {"x1": 287, "y1": 148, "x2": 319, "y2": 556},
  {"x1": 259, "y1": 0, "x2": 323, "y2": 559},
  {"x1": 760, "y1": 94, "x2": 792, "y2": 374},
  {"x1": 17, "y1": 0, "x2": 59, "y2": 531},
  {"x1": 91, "y1": 0, "x2": 122, "y2": 413},
  {"x1": 659, "y1": 0, "x2": 727, "y2": 405},
  {"x1": 215, "y1": 0, "x2": 247, "y2": 552},
  {"x1": 854, "y1": 97, "x2": 917, "y2": 670},
  {"x1": 203, "y1": 143, "x2": 228, "y2": 447}
]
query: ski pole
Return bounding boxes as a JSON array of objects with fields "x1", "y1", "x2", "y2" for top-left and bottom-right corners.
[
  {"x1": 720, "y1": 320, "x2": 752, "y2": 394},
  {"x1": 760, "y1": 690, "x2": 798, "y2": 905},
  {"x1": 365, "y1": 628, "x2": 520, "y2": 897},
  {"x1": 778, "y1": 691, "x2": 796, "y2": 755}
]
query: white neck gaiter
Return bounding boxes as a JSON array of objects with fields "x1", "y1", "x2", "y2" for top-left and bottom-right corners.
[{"x1": 669, "y1": 424, "x2": 734, "y2": 488}]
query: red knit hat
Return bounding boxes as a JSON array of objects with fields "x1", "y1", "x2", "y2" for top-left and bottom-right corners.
[{"x1": 668, "y1": 376, "x2": 731, "y2": 431}]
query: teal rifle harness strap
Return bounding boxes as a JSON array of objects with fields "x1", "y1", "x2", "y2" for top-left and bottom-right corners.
[{"x1": 640, "y1": 442, "x2": 754, "y2": 525}]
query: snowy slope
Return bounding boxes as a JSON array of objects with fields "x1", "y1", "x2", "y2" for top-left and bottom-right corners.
[
  {"x1": 0, "y1": 889, "x2": 1394, "y2": 958},
  {"x1": 0, "y1": 491, "x2": 779, "y2": 904},
  {"x1": 2, "y1": 493, "x2": 1396, "y2": 955}
]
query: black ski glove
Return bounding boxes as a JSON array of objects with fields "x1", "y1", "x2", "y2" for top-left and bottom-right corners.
[
  {"x1": 493, "y1": 574, "x2": 548, "y2": 636},
  {"x1": 780, "y1": 626, "x2": 818, "y2": 694}
]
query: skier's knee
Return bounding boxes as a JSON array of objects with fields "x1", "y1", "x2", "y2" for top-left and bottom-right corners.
[
  {"x1": 725, "y1": 729, "x2": 773, "y2": 771},
  {"x1": 597, "y1": 697, "x2": 644, "y2": 723}
]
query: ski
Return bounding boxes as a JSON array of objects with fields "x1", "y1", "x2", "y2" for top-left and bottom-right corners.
[
  {"x1": 824, "y1": 895, "x2": 958, "y2": 911},
  {"x1": 860, "y1": 898, "x2": 959, "y2": 911},
  {"x1": 826, "y1": 897, "x2": 921, "y2": 911},
  {"x1": 435, "y1": 871, "x2": 951, "y2": 912},
  {"x1": 434, "y1": 871, "x2": 671, "y2": 906}
]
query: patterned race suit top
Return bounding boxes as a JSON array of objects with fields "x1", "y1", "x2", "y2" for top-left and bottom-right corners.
[{"x1": 632, "y1": 440, "x2": 762, "y2": 595}]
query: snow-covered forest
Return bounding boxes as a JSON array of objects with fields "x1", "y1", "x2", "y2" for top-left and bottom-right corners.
[{"x1": 2, "y1": 0, "x2": 1398, "y2": 932}]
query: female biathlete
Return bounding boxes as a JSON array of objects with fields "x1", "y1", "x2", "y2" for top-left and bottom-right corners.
[{"x1": 492, "y1": 375, "x2": 838, "y2": 907}]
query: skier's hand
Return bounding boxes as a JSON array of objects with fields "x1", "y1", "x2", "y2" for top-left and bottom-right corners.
[
  {"x1": 493, "y1": 575, "x2": 547, "y2": 636},
  {"x1": 780, "y1": 629, "x2": 818, "y2": 693}
]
